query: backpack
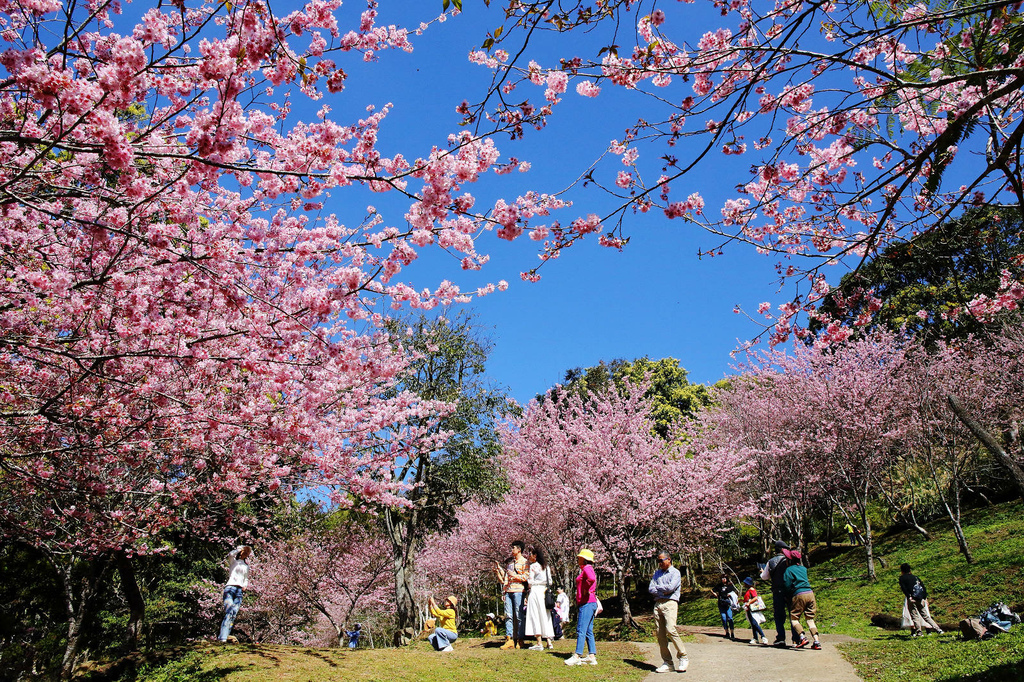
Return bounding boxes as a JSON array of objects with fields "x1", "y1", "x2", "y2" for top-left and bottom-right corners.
[
  {"x1": 959, "y1": 618, "x2": 988, "y2": 640},
  {"x1": 910, "y1": 579, "x2": 927, "y2": 601}
]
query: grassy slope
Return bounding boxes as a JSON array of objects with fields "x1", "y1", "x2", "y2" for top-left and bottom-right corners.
[{"x1": 673, "y1": 500, "x2": 1024, "y2": 681}]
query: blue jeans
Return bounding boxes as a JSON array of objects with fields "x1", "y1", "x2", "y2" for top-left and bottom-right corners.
[
  {"x1": 747, "y1": 611, "x2": 766, "y2": 640},
  {"x1": 219, "y1": 586, "x2": 243, "y2": 641},
  {"x1": 575, "y1": 601, "x2": 597, "y2": 656},
  {"x1": 720, "y1": 606, "x2": 734, "y2": 629},
  {"x1": 504, "y1": 592, "x2": 525, "y2": 639},
  {"x1": 430, "y1": 627, "x2": 458, "y2": 650}
]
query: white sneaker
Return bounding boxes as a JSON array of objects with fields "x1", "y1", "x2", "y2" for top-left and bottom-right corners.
[
  {"x1": 441, "y1": 645, "x2": 454, "y2": 652},
  {"x1": 749, "y1": 638, "x2": 758, "y2": 645},
  {"x1": 583, "y1": 654, "x2": 598, "y2": 666},
  {"x1": 564, "y1": 654, "x2": 583, "y2": 666},
  {"x1": 655, "y1": 663, "x2": 672, "y2": 673},
  {"x1": 675, "y1": 656, "x2": 689, "y2": 672},
  {"x1": 528, "y1": 644, "x2": 544, "y2": 651},
  {"x1": 546, "y1": 640, "x2": 554, "y2": 649}
]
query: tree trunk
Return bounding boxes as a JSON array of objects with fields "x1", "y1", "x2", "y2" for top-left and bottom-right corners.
[
  {"x1": 115, "y1": 552, "x2": 145, "y2": 651},
  {"x1": 384, "y1": 509, "x2": 417, "y2": 638},
  {"x1": 948, "y1": 394, "x2": 1024, "y2": 498},
  {"x1": 614, "y1": 564, "x2": 638, "y2": 630},
  {"x1": 59, "y1": 556, "x2": 111, "y2": 680},
  {"x1": 861, "y1": 509, "x2": 876, "y2": 581}
]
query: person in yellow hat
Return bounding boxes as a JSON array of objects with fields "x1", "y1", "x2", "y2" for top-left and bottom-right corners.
[
  {"x1": 565, "y1": 548, "x2": 598, "y2": 666},
  {"x1": 428, "y1": 595, "x2": 459, "y2": 652}
]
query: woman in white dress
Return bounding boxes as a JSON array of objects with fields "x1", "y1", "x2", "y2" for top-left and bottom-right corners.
[{"x1": 524, "y1": 546, "x2": 555, "y2": 650}]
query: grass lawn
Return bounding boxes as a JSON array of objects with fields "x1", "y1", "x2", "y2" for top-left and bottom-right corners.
[{"x1": 124, "y1": 639, "x2": 650, "y2": 682}]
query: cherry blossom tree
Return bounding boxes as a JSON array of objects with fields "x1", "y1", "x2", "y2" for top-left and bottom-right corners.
[
  {"x1": 722, "y1": 330, "x2": 914, "y2": 578},
  {"x1": 0, "y1": 1, "x2": 564, "y2": 674},
  {"x1": 251, "y1": 520, "x2": 392, "y2": 645},
  {"x1": 464, "y1": 0, "x2": 1024, "y2": 339},
  {"x1": 500, "y1": 379, "x2": 747, "y2": 628}
]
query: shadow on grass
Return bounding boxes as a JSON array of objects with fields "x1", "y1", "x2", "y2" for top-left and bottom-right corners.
[
  {"x1": 300, "y1": 648, "x2": 341, "y2": 667},
  {"x1": 940, "y1": 658, "x2": 1024, "y2": 682},
  {"x1": 236, "y1": 644, "x2": 282, "y2": 665}
]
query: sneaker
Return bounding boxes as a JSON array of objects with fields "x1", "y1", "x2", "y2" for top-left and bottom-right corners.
[
  {"x1": 564, "y1": 654, "x2": 583, "y2": 666},
  {"x1": 749, "y1": 638, "x2": 759, "y2": 645},
  {"x1": 795, "y1": 636, "x2": 809, "y2": 648},
  {"x1": 935, "y1": 630, "x2": 944, "y2": 635},
  {"x1": 528, "y1": 644, "x2": 544, "y2": 651},
  {"x1": 675, "y1": 656, "x2": 689, "y2": 672},
  {"x1": 811, "y1": 641, "x2": 822, "y2": 650},
  {"x1": 911, "y1": 631, "x2": 922, "y2": 638},
  {"x1": 773, "y1": 639, "x2": 788, "y2": 647},
  {"x1": 500, "y1": 638, "x2": 515, "y2": 650},
  {"x1": 761, "y1": 637, "x2": 770, "y2": 646},
  {"x1": 655, "y1": 663, "x2": 672, "y2": 673},
  {"x1": 441, "y1": 645, "x2": 454, "y2": 652},
  {"x1": 546, "y1": 640, "x2": 554, "y2": 649},
  {"x1": 583, "y1": 654, "x2": 598, "y2": 666}
]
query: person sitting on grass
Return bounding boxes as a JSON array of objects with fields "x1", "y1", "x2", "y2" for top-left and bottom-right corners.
[
  {"x1": 481, "y1": 613, "x2": 499, "y2": 637},
  {"x1": 428, "y1": 595, "x2": 459, "y2": 652},
  {"x1": 782, "y1": 549, "x2": 821, "y2": 650}
]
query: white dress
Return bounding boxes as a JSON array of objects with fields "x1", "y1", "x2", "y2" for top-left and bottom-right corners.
[{"x1": 524, "y1": 562, "x2": 555, "y2": 638}]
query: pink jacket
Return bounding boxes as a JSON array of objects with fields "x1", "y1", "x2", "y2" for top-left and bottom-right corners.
[{"x1": 575, "y1": 564, "x2": 597, "y2": 605}]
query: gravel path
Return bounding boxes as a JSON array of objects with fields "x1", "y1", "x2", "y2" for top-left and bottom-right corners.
[{"x1": 634, "y1": 626, "x2": 864, "y2": 682}]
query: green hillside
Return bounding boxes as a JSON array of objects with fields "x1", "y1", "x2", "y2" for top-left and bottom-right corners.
[{"x1": 673, "y1": 500, "x2": 1024, "y2": 681}]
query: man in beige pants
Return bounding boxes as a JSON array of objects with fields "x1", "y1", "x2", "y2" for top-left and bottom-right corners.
[{"x1": 648, "y1": 552, "x2": 689, "y2": 673}]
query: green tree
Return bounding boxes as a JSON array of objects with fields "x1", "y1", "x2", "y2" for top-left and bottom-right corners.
[
  {"x1": 554, "y1": 357, "x2": 713, "y2": 439},
  {"x1": 379, "y1": 311, "x2": 515, "y2": 637},
  {"x1": 814, "y1": 206, "x2": 1024, "y2": 346}
]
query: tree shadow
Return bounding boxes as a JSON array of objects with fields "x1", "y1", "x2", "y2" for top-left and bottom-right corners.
[
  {"x1": 299, "y1": 648, "x2": 341, "y2": 667},
  {"x1": 939, "y1": 658, "x2": 1024, "y2": 681}
]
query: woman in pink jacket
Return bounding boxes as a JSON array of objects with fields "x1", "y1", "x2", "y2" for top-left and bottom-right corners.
[{"x1": 564, "y1": 548, "x2": 598, "y2": 666}]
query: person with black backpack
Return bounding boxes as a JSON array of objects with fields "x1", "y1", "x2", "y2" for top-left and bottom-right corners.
[{"x1": 899, "y1": 563, "x2": 943, "y2": 637}]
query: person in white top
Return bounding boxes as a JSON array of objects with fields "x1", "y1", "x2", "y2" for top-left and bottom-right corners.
[
  {"x1": 523, "y1": 546, "x2": 555, "y2": 650},
  {"x1": 219, "y1": 545, "x2": 252, "y2": 642},
  {"x1": 554, "y1": 587, "x2": 571, "y2": 640}
]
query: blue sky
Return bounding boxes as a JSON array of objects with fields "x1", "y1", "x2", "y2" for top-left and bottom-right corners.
[{"x1": 315, "y1": 2, "x2": 798, "y2": 404}]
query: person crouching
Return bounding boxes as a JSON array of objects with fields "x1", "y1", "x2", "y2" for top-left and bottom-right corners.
[{"x1": 428, "y1": 595, "x2": 459, "y2": 652}]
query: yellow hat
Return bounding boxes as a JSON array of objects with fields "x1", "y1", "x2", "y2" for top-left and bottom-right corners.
[
  {"x1": 446, "y1": 595, "x2": 458, "y2": 607},
  {"x1": 577, "y1": 548, "x2": 595, "y2": 562}
]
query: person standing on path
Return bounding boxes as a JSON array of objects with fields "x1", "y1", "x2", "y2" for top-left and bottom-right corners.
[
  {"x1": 524, "y1": 546, "x2": 555, "y2": 650},
  {"x1": 553, "y1": 587, "x2": 570, "y2": 640},
  {"x1": 427, "y1": 595, "x2": 459, "y2": 652},
  {"x1": 899, "y1": 563, "x2": 943, "y2": 637},
  {"x1": 711, "y1": 574, "x2": 738, "y2": 640},
  {"x1": 218, "y1": 545, "x2": 252, "y2": 642},
  {"x1": 742, "y1": 577, "x2": 769, "y2": 645},
  {"x1": 648, "y1": 551, "x2": 689, "y2": 673},
  {"x1": 495, "y1": 540, "x2": 529, "y2": 649},
  {"x1": 564, "y1": 548, "x2": 598, "y2": 667},
  {"x1": 760, "y1": 540, "x2": 796, "y2": 647},
  {"x1": 782, "y1": 549, "x2": 821, "y2": 650}
]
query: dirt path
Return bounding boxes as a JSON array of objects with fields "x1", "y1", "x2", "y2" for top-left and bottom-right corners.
[{"x1": 634, "y1": 626, "x2": 864, "y2": 682}]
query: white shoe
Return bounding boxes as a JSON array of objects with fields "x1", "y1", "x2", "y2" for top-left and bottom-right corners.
[
  {"x1": 655, "y1": 663, "x2": 672, "y2": 673},
  {"x1": 546, "y1": 640, "x2": 554, "y2": 649},
  {"x1": 441, "y1": 645, "x2": 454, "y2": 652},
  {"x1": 749, "y1": 638, "x2": 758, "y2": 645},
  {"x1": 528, "y1": 644, "x2": 544, "y2": 651},
  {"x1": 583, "y1": 654, "x2": 597, "y2": 666},
  {"x1": 675, "y1": 656, "x2": 688, "y2": 672},
  {"x1": 564, "y1": 654, "x2": 583, "y2": 666}
]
